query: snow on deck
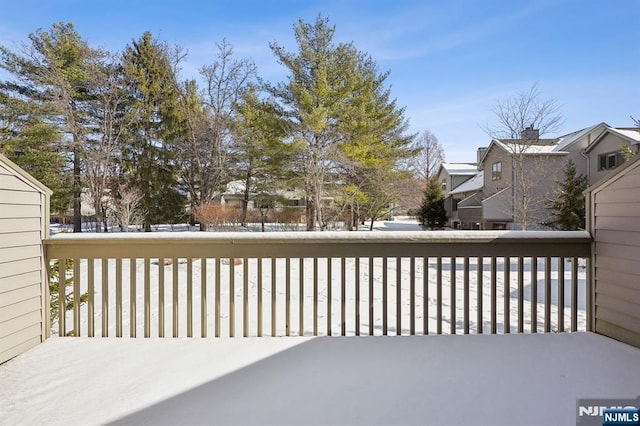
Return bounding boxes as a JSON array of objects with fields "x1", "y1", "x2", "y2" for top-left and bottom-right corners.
[{"x1": 1, "y1": 333, "x2": 639, "y2": 425}]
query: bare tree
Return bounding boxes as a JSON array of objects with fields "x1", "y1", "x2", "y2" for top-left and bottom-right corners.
[
  {"x1": 109, "y1": 183, "x2": 145, "y2": 232},
  {"x1": 483, "y1": 83, "x2": 565, "y2": 230},
  {"x1": 485, "y1": 83, "x2": 564, "y2": 141},
  {"x1": 175, "y1": 40, "x2": 257, "y2": 228},
  {"x1": 82, "y1": 52, "x2": 126, "y2": 232},
  {"x1": 410, "y1": 130, "x2": 445, "y2": 180}
]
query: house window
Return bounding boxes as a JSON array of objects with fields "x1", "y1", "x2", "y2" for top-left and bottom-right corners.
[
  {"x1": 598, "y1": 151, "x2": 624, "y2": 171},
  {"x1": 442, "y1": 180, "x2": 447, "y2": 191},
  {"x1": 492, "y1": 161, "x2": 502, "y2": 180}
]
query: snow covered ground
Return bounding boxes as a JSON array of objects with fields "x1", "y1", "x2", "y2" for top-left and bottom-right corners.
[{"x1": 2, "y1": 333, "x2": 640, "y2": 425}]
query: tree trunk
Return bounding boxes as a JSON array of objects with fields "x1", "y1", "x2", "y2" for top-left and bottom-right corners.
[
  {"x1": 306, "y1": 199, "x2": 315, "y2": 231},
  {"x1": 95, "y1": 200, "x2": 103, "y2": 233},
  {"x1": 102, "y1": 205, "x2": 108, "y2": 232},
  {"x1": 73, "y1": 148, "x2": 82, "y2": 233},
  {"x1": 241, "y1": 172, "x2": 251, "y2": 227}
]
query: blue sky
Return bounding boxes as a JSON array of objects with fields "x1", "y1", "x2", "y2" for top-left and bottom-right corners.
[{"x1": 1, "y1": 0, "x2": 638, "y2": 163}]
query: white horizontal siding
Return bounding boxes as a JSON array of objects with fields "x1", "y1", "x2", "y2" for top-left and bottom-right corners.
[
  {"x1": 0, "y1": 326, "x2": 41, "y2": 364},
  {"x1": 593, "y1": 229, "x2": 640, "y2": 247},
  {"x1": 594, "y1": 187, "x2": 640, "y2": 203},
  {"x1": 0, "y1": 174, "x2": 39, "y2": 192},
  {"x1": 0, "y1": 217, "x2": 41, "y2": 234},
  {"x1": 0, "y1": 245, "x2": 41, "y2": 264},
  {"x1": 592, "y1": 158, "x2": 640, "y2": 348},
  {"x1": 594, "y1": 241, "x2": 640, "y2": 262},
  {"x1": 596, "y1": 294, "x2": 640, "y2": 323},
  {"x1": 0, "y1": 270, "x2": 41, "y2": 293},
  {"x1": 595, "y1": 254, "x2": 640, "y2": 277},
  {"x1": 595, "y1": 319, "x2": 640, "y2": 348},
  {"x1": 0, "y1": 204, "x2": 42, "y2": 219},
  {"x1": 0, "y1": 310, "x2": 42, "y2": 337},
  {"x1": 0, "y1": 257, "x2": 41, "y2": 280},
  {"x1": 604, "y1": 168, "x2": 640, "y2": 190},
  {"x1": 597, "y1": 281, "x2": 640, "y2": 305},
  {"x1": 0, "y1": 231, "x2": 41, "y2": 250},
  {"x1": 0, "y1": 156, "x2": 47, "y2": 363},
  {"x1": 0, "y1": 298, "x2": 41, "y2": 323},
  {"x1": 594, "y1": 269, "x2": 640, "y2": 292},
  {"x1": 0, "y1": 164, "x2": 12, "y2": 175},
  {"x1": 595, "y1": 215, "x2": 640, "y2": 231},
  {"x1": 0, "y1": 283, "x2": 41, "y2": 308},
  {"x1": 0, "y1": 189, "x2": 41, "y2": 205},
  {"x1": 595, "y1": 202, "x2": 640, "y2": 217}
]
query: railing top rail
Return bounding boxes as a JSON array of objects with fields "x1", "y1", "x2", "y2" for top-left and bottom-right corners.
[
  {"x1": 46, "y1": 230, "x2": 592, "y2": 245},
  {"x1": 45, "y1": 230, "x2": 592, "y2": 259}
]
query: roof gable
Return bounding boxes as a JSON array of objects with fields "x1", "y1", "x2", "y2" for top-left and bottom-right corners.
[
  {"x1": 449, "y1": 171, "x2": 484, "y2": 195},
  {"x1": 0, "y1": 153, "x2": 52, "y2": 195},
  {"x1": 478, "y1": 139, "x2": 565, "y2": 166},
  {"x1": 554, "y1": 122, "x2": 609, "y2": 152},
  {"x1": 585, "y1": 126, "x2": 640, "y2": 153}
]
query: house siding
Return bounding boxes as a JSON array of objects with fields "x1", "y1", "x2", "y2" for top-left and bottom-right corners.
[
  {"x1": 480, "y1": 144, "x2": 566, "y2": 229},
  {"x1": 590, "y1": 156, "x2": 640, "y2": 348},
  {"x1": 588, "y1": 133, "x2": 636, "y2": 186},
  {"x1": 0, "y1": 155, "x2": 50, "y2": 364}
]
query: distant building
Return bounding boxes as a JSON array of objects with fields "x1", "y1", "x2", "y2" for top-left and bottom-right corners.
[
  {"x1": 449, "y1": 123, "x2": 640, "y2": 230},
  {"x1": 436, "y1": 163, "x2": 477, "y2": 228}
]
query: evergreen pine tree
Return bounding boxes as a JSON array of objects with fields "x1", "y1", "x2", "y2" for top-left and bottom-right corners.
[
  {"x1": 547, "y1": 159, "x2": 588, "y2": 230},
  {"x1": 269, "y1": 15, "x2": 414, "y2": 230},
  {"x1": 418, "y1": 179, "x2": 446, "y2": 229},
  {"x1": 121, "y1": 32, "x2": 186, "y2": 230}
]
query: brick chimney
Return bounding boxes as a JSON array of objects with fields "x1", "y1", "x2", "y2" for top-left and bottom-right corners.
[{"x1": 521, "y1": 125, "x2": 539, "y2": 141}]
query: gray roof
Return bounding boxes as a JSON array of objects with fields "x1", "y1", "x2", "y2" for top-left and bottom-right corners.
[
  {"x1": 554, "y1": 122, "x2": 608, "y2": 152},
  {"x1": 449, "y1": 171, "x2": 484, "y2": 195},
  {"x1": 441, "y1": 163, "x2": 477, "y2": 175}
]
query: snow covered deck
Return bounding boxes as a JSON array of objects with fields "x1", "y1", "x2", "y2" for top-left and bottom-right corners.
[{"x1": 2, "y1": 332, "x2": 640, "y2": 425}]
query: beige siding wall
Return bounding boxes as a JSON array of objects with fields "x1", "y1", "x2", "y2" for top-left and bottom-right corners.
[
  {"x1": 0, "y1": 159, "x2": 48, "y2": 364},
  {"x1": 592, "y1": 160, "x2": 640, "y2": 347}
]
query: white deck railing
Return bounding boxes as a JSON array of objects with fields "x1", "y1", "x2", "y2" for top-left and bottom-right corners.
[{"x1": 44, "y1": 231, "x2": 592, "y2": 338}]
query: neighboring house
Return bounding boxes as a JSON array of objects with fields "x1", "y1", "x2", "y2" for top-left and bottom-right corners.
[
  {"x1": 215, "y1": 180, "x2": 307, "y2": 209},
  {"x1": 447, "y1": 171, "x2": 483, "y2": 229},
  {"x1": 436, "y1": 163, "x2": 477, "y2": 227},
  {"x1": 458, "y1": 138, "x2": 567, "y2": 230},
  {"x1": 453, "y1": 123, "x2": 640, "y2": 230}
]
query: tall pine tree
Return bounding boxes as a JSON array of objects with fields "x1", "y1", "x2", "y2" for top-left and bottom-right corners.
[
  {"x1": 232, "y1": 85, "x2": 295, "y2": 227},
  {"x1": 547, "y1": 159, "x2": 588, "y2": 230},
  {"x1": 270, "y1": 15, "x2": 414, "y2": 230},
  {"x1": 121, "y1": 32, "x2": 186, "y2": 231},
  {"x1": 0, "y1": 22, "x2": 98, "y2": 230}
]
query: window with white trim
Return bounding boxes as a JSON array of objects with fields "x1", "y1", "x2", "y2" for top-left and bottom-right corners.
[
  {"x1": 492, "y1": 161, "x2": 502, "y2": 180},
  {"x1": 598, "y1": 151, "x2": 624, "y2": 171}
]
